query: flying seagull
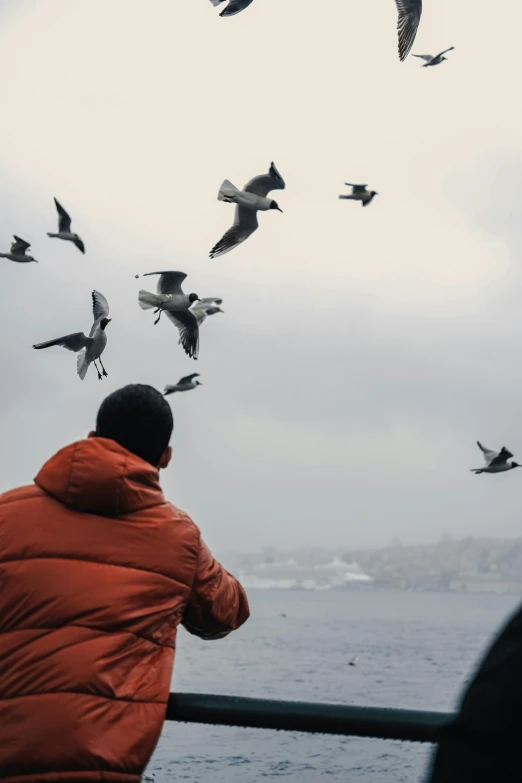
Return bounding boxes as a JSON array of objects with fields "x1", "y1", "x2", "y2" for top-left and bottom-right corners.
[
  {"x1": 209, "y1": 0, "x2": 254, "y2": 17},
  {"x1": 47, "y1": 198, "x2": 85, "y2": 254},
  {"x1": 395, "y1": 0, "x2": 422, "y2": 61},
  {"x1": 412, "y1": 47, "x2": 454, "y2": 67},
  {"x1": 137, "y1": 271, "x2": 200, "y2": 359},
  {"x1": 348, "y1": 656, "x2": 359, "y2": 667},
  {"x1": 0, "y1": 236, "x2": 38, "y2": 263},
  {"x1": 471, "y1": 442, "x2": 521, "y2": 474},
  {"x1": 164, "y1": 374, "x2": 202, "y2": 395},
  {"x1": 339, "y1": 184, "x2": 378, "y2": 207},
  {"x1": 33, "y1": 290, "x2": 111, "y2": 380},
  {"x1": 191, "y1": 302, "x2": 225, "y2": 326},
  {"x1": 210, "y1": 162, "x2": 285, "y2": 258}
]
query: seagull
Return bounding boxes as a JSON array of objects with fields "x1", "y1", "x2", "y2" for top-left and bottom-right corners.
[
  {"x1": 471, "y1": 442, "x2": 521, "y2": 474},
  {"x1": 209, "y1": 0, "x2": 254, "y2": 17},
  {"x1": 137, "y1": 271, "x2": 200, "y2": 359},
  {"x1": 191, "y1": 302, "x2": 225, "y2": 326},
  {"x1": 395, "y1": 0, "x2": 422, "y2": 61},
  {"x1": 210, "y1": 162, "x2": 285, "y2": 258},
  {"x1": 412, "y1": 47, "x2": 454, "y2": 67},
  {"x1": 348, "y1": 656, "x2": 359, "y2": 667},
  {"x1": 33, "y1": 291, "x2": 111, "y2": 381},
  {"x1": 164, "y1": 374, "x2": 202, "y2": 395},
  {"x1": 339, "y1": 184, "x2": 378, "y2": 207},
  {"x1": 47, "y1": 198, "x2": 85, "y2": 254},
  {"x1": 0, "y1": 236, "x2": 38, "y2": 263}
]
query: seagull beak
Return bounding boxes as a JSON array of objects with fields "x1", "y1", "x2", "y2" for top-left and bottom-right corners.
[
  {"x1": 276, "y1": 206, "x2": 283, "y2": 213},
  {"x1": 106, "y1": 318, "x2": 112, "y2": 323}
]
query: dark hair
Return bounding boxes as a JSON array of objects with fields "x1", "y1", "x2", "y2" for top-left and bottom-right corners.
[{"x1": 96, "y1": 384, "x2": 174, "y2": 466}]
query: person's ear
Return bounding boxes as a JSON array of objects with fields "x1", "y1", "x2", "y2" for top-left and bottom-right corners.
[
  {"x1": 88, "y1": 431, "x2": 97, "y2": 439},
  {"x1": 159, "y1": 445, "x2": 172, "y2": 470}
]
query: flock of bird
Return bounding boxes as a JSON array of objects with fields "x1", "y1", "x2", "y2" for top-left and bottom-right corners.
[
  {"x1": 12, "y1": 161, "x2": 285, "y2": 381},
  {"x1": 210, "y1": 0, "x2": 434, "y2": 65},
  {"x1": 2, "y1": 1, "x2": 511, "y2": 476}
]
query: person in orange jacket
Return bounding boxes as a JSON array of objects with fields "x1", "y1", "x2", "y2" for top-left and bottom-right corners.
[{"x1": 0, "y1": 384, "x2": 250, "y2": 783}]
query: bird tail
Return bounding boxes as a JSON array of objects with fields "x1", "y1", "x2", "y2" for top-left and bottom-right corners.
[
  {"x1": 138, "y1": 290, "x2": 168, "y2": 310},
  {"x1": 164, "y1": 386, "x2": 177, "y2": 396},
  {"x1": 470, "y1": 468, "x2": 483, "y2": 474},
  {"x1": 218, "y1": 179, "x2": 241, "y2": 202},
  {"x1": 77, "y1": 350, "x2": 89, "y2": 381},
  {"x1": 338, "y1": 195, "x2": 356, "y2": 200},
  {"x1": 47, "y1": 232, "x2": 59, "y2": 238}
]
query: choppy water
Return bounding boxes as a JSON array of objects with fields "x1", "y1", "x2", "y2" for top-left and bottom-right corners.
[{"x1": 148, "y1": 589, "x2": 521, "y2": 782}]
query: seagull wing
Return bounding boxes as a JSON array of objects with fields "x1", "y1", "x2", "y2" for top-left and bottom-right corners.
[
  {"x1": 395, "y1": 0, "x2": 422, "y2": 61},
  {"x1": 489, "y1": 447, "x2": 514, "y2": 467},
  {"x1": 54, "y1": 198, "x2": 72, "y2": 233},
  {"x1": 243, "y1": 162, "x2": 285, "y2": 196},
  {"x1": 166, "y1": 310, "x2": 199, "y2": 359},
  {"x1": 11, "y1": 236, "x2": 30, "y2": 255},
  {"x1": 195, "y1": 297, "x2": 223, "y2": 307},
  {"x1": 192, "y1": 306, "x2": 222, "y2": 325},
  {"x1": 92, "y1": 290, "x2": 110, "y2": 321},
  {"x1": 177, "y1": 373, "x2": 200, "y2": 384},
  {"x1": 219, "y1": 0, "x2": 255, "y2": 17},
  {"x1": 210, "y1": 206, "x2": 258, "y2": 258},
  {"x1": 433, "y1": 46, "x2": 454, "y2": 59},
  {"x1": 476, "y1": 441, "x2": 500, "y2": 466},
  {"x1": 73, "y1": 237, "x2": 85, "y2": 254},
  {"x1": 142, "y1": 271, "x2": 187, "y2": 296},
  {"x1": 33, "y1": 332, "x2": 90, "y2": 352},
  {"x1": 412, "y1": 54, "x2": 433, "y2": 61},
  {"x1": 90, "y1": 290, "x2": 110, "y2": 336},
  {"x1": 209, "y1": 0, "x2": 225, "y2": 5},
  {"x1": 193, "y1": 308, "x2": 209, "y2": 326},
  {"x1": 345, "y1": 184, "x2": 368, "y2": 194}
]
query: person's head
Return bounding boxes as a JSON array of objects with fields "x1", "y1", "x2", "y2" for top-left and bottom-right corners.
[{"x1": 90, "y1": 384, "x2": 174, "y2": 468}]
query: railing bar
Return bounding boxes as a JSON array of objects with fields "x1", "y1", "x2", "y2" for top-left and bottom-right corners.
[{"x1": 166, "y1": 693, "x2": 454, "y2": 743}]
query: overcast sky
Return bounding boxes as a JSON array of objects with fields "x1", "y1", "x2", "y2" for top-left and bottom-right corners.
[{"x1": 1, "y1": 0, "x2": 522, "y2": 555}]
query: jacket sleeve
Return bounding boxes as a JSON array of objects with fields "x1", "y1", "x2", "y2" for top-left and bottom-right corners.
[{"x1": 182, "y1": 533, "x2": 250, "y2": 640}]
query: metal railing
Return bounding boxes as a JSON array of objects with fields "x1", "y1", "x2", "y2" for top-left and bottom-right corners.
[{"x1": 166, "y1": 693, "x2": 454, "y2": 743}]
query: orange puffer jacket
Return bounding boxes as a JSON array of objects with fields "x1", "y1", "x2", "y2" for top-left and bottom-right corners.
[{"x1": 0, "y1": 437, "x2": 249, "y2": 783}]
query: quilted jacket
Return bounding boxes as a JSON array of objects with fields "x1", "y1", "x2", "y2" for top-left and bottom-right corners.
[{"x1": 0, "y1": 437, "x2": 249, "y2": 783}]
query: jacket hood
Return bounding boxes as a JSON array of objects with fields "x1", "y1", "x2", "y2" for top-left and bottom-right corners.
[{"x1": 35, "y1": 437, "x2": 165, "y2": 516}]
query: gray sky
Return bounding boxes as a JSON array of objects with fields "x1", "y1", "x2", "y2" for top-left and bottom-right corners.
[{"x1": 0, "y1": 0, "x2": 521, "y2": 555}]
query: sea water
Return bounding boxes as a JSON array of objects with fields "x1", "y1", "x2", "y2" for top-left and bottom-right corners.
[{"x1": 148, "y1": 589, "x2": 520, "y2": 782}]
